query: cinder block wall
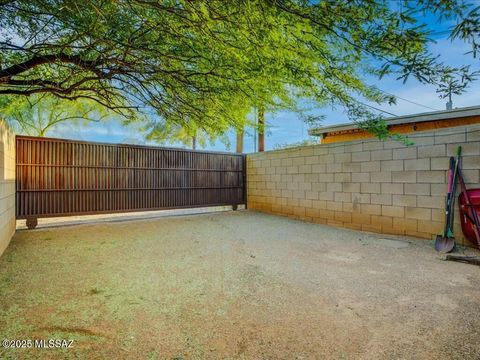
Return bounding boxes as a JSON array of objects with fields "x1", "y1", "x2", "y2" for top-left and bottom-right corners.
[
  {"x1": 247, "y1": 124, "x2": 480, "y2": 245},
  {"x1": 0, "y1": 120, "x2": 16, "y2": 257}
]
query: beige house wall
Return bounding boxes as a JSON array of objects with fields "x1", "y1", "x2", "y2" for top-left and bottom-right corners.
[
  {"x1": 247, "y1": 124, "x2": 480, "y2": 245},
  {"x1": 0, "y1": 120, "x2": 16, "y2": 257}
]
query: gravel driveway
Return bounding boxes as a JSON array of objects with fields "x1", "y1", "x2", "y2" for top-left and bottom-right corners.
[{"x1": 1, "y1": 210, "x2": 479, "y2": 359}]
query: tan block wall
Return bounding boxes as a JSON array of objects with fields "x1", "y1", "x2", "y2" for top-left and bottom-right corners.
[
  {"x1": 247, "y1": 124, "x2": 480, "y2": 245},
  {"x1": 0, "y1": 120, "x2": 16, "y2": 257}
]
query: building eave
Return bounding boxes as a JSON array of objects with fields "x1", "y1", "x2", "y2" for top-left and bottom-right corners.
[{"x1": 308, "y1": 105, "x2": 480, "y2": 137}]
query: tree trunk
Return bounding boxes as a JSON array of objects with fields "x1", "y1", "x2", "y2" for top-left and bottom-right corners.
[
  {"x1": 192, "y1": 135, "x2": 196, "y2": 150},
  {"x1": 258, "y1": 106, "x2": 265, "y2": 152},
  {"x1": 236, "y1": 128, "x2": 244, "y2": 153}
]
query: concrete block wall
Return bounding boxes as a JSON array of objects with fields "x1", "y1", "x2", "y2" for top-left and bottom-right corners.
[
  {"x1": 247, "y1": 124, "x2": 480, "y2": 245},
  {"x1": 0, "y1": 120, "x2": 15, "y2": 257}
]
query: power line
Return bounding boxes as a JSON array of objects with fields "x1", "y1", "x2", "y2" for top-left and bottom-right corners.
[
  {"x1": 380, "y1": 90, "x2": 441, "y2": 111},
  {"x1": 360, "y1": 102, "x2": 398, "y2": 117}
]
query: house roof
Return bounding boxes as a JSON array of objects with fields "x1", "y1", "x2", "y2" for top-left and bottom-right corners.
[{"x1": 308, "y1": 105, "x2": 480, "y2": 136}]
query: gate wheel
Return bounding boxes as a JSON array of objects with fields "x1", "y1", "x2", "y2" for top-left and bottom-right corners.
[{"x1": 26, "y1": 217, "x2": 38, "y2": 230}]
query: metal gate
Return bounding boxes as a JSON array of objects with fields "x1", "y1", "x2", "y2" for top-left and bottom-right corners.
[{"x1": 16, "y1": 136, "x2": 246, "y2": 228}]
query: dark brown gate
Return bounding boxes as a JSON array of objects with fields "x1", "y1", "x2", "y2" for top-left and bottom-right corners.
[{"x1": 16, "y1": 136, "x2": 246, "y2": 228}]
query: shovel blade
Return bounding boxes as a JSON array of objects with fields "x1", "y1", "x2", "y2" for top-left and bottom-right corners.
[{"x1": 435, "y1": 235, "x2": 455, "y2": 253}]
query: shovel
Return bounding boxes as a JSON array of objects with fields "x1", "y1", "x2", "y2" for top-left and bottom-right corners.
[{"x1": 435, "y1": 147, "x2": 461, "y2": 253}]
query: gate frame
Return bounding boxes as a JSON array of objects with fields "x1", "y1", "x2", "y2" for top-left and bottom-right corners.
[{"x1": 16, "y1": 135, "x2": 247, "y2": 228}]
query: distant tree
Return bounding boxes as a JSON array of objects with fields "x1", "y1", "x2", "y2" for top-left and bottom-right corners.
[
  {"x1": 436, "y1": 71, "x2": 478, "y2": 109},
  {"x1": 144, "y1": 119, "x2": 230, "y2": 150},
  {"x1": 273, "y1": 139, "x2": 318, "y2": 150},
  {"x1": 0, "y1": 95, "x2": 111, "y2": 136},
  {"x1": 1, "y1": 0, "x2": 479, "y2": 140}
]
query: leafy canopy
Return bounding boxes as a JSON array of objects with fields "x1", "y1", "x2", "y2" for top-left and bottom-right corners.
[
  {"x1": 0, "y1": 95, "x2": 112, "y2": 136},
  {"x1": 143, "y1": 117, "x2": 231, "y2": 150},
  {"x1": 1, "y1": 0, "x2": 479, "y2": 139}
]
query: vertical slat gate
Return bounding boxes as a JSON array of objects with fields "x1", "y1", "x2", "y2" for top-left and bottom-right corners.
[{"x1": 16, "y1": 136, "x2": 246, "y2": 223}]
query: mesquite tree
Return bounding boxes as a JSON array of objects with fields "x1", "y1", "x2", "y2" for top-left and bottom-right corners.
[{"x1": 1, "y1": 0, "x2": 479, "y2": 140}]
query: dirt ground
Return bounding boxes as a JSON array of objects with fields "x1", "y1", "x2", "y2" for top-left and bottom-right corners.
[{"x1": 1, "y1": 210, "x2": 480, "y2": 359}]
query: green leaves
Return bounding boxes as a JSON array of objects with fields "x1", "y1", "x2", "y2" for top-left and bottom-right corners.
[
  {"x1": 0, "y1": 0, "x2": 478, "y2": 141},
  {"x1": 0, "y1": 94, "x2": 116, "y2": 136}
]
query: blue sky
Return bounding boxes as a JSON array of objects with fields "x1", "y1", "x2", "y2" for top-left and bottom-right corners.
[{"x1": 51, "y1": 11, "x2": 480, "y2": 153}]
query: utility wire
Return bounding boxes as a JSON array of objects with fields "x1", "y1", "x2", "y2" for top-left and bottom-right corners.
[
  {"x1": 380, "y1": 90, "x2": 441, "y2": 111},
  {"x1": 361, "y1": 102, "x2": 398, "y2": 117}
]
